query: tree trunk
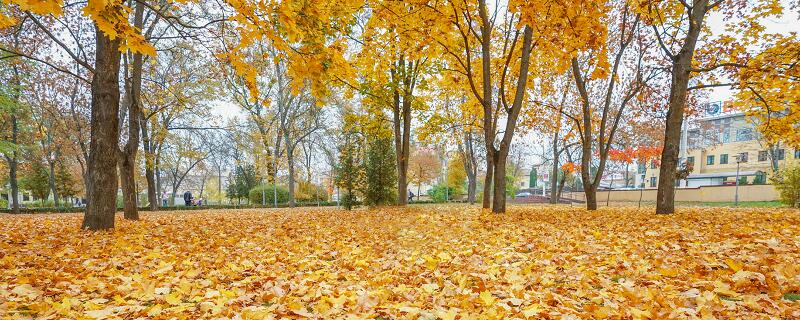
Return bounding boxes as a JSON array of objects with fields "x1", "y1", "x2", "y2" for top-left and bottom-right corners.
[
  {"x1": 585, "y1": 186, "x2": 598, "y2": 210},
  {"x1": 491, "y1": 150, "x2": 508, "y2": 213},
  {"x1": 462, "y1": 128, "x2": 478, "y2": 204},
  {"x1": 286, "y1": 144, "x2": 296, "y2": 207},
  {"x1": 48, "y1": 158, "x2": 58, "y2": 207},
  {"x1": 8, "y1": 45, "x2": 20, "y2": 214},
  {"x1": 549, "y1": 131, "x2": 560, "y2": 204},
  {"x1": 655, "y1": 0, "x2": 707, "y2": 214},
  {"x1": 482, "y1": 155, "x2": 493, "y2": 208},
  {"x1": 8, "y1": 152, "x2": 19, "y2": 214},
  {"x1": 141, "y1": 113, "x2": 157, "y2": 210},
  {"x1": 118, "y1": 2, "x2": 144, "y2": 220},
  {"x1": 81, "y1": 28, "x2": 121, "y2": 230}
]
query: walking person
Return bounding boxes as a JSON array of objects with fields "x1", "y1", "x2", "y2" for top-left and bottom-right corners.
[
  {"x1": 183, "y1": 191, "x2": 193, "y2": 206},
  {"x1": 161, "y1": 191, "x2": 168, "y2": 207}
]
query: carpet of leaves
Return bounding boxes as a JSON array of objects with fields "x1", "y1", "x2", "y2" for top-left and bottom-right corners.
[{"x1": 1, "y1": 205, "x2": 799, "y2": 319}]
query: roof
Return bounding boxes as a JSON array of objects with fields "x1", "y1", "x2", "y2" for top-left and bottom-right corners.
[{"x1": 686, "y1": 171, "x2": 762, "y2": 179}]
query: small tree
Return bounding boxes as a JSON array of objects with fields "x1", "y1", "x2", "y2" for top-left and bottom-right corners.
[
  {"x1": 55, "y1": 162, "x2": 79, "y2": 201},
  {"x1": 408, "y1": 148, "x2": 441, "y2": 197},
  {"x1": 19, "y1": 161, "x2": 50, "y2": 203},
  {"x1": 334, "y1": 130, "x2": 365, "y2": 210},
  {"x1": 226, "y1": 164, "x2": 257, "y2": 204},
  {"x1": 772, "y1": 163, "x2": 800, "y2": 207},
  {"x1": 364, "y1": 136, "x2": 396, "y2": 206}
]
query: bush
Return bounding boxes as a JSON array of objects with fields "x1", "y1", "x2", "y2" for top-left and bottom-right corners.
[
  {"x1": 296, "y1": 181, "x2": 329, "y2": 202},
  {"x1": 772, "y1": 163, "x2": 800, "y2": 207},
  {"x1": 427, "y1": 184, "x2": 455, "y2": 203},
  {"x1": 248, "y1": 184, "x2": 289, "y2": 205},
  {"x1": 0, "y1": 198, "x2": 7, "y2": 209}
]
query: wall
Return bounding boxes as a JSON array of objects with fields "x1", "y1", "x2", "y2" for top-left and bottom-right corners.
[{"x1": 570, "y1": 184, "x2": 779, "y2": 203}]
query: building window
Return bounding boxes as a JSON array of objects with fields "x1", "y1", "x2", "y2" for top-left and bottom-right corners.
[
  {"x1": 706, "y1": 155, "x2": 715, "y2": 165},
  {"x1": 687, "y1": 156, "x2": 695, "y2": 166},
  {"x1": 795, "y1": 149, "x2": 800, "y2": 159},
  {"x1": 650, "y1": 160, "x2": 658, "y2": 169},
  {"x1": 720, "y1": 154, "x2": 728, "y2": 164},
  {"x1": 737, "y1": 152, "x2": 748, "y2": 163},
  {"x1": 721, "y1": 128, "x2": 731, "y2": 143},
  {"x1": 758, "y1": 150, "x2": 768, "y2": 162},
  {"x1": 736, "y1": 128, "x2": 753, "y2": 141},
  {"x1": 777, "y1": 149, "x2": 785, "y2": 160},
  {"x1": 650, "y1": 177, "x2": 657, "y2": 188},
  {"x1": 637, "y1": 163, "x2": 646, "y2": 174}
]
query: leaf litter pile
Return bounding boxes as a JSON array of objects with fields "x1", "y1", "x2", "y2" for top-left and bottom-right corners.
[{"x1": 1, "y1": 206, "x2": 799, "y2": 319}]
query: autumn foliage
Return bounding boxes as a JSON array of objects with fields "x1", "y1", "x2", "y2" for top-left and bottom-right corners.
[{"x1": 2, "y1": 207, "x2": 799, "y2": 318}]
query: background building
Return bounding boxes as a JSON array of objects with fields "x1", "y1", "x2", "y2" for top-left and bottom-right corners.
[{"x1": 639, "y1": 101, "x2": 796, "y2": 188}]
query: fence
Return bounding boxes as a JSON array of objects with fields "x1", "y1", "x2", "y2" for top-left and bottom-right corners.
[{"x1": 568, "y1": 184, "x2": 778, "y2": 203}]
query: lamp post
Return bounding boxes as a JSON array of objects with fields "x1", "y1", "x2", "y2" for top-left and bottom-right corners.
[{"x1": 734, "y1": 154, "x2": 742, "y2": 206}]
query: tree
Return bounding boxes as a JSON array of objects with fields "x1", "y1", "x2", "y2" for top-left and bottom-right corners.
[
  {"x1": 772, "y1": 162, "x2": 800, "y2": 208},
  {"x1": 226, "y1": 164, "x2": 258, "y2": 204},
  {"x1": 446, "y1": 154, "x2": 467, "y2": 197},
  {"x1": 430, "y1": 0, "x2": 607, "y2": 212},
  {"x1": 640, "y1": 0, "x2": 784, "y2": 214},
  {"x1": 364, "y1": 136, "x2": 396, "y2": 207},
  {"x1": 334, "y1": 129, "x2": 365, "y2": 210},
  {"x1": 568, "y1": 2, "x2": 655, "y2": 210},
  {"x1": 19, "y1": 161, "x2": 49, "y2": 203},
  {"x1": 408, "y1": 148, "x2": 441, "y2": 198},
  {"x1": 55, "y1": 161, "x2": 79, "y2": 201}
]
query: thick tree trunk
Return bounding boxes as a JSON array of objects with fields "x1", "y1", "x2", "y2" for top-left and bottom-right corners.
[
  {"x1": 491, "y1": 150, "x2": 508, "y2": 213},
  {"x1": 585, "y1": 187, "x2": 598, "y2": 210},
  {"x1": 82, "y1": 28, "x2": 121, "y2": 230},
  {"x1": 655, "y1": 0, "x2": 707, "y2": 214}
]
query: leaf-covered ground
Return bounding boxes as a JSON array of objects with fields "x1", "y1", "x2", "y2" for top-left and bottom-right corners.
[{"x1": 1, "y1": 205, "x2": 799, "y2": 319}]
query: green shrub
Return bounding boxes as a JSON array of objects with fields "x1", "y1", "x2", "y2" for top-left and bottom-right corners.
[
  {"x1": 0, "y1": 198, "x2": 7, "y2": 209},
  {"x1": 772, "y1": 163, "x2": 800, "y2": 207},
  {"x1": 738, "y1": 176, "x2": 749, "y2": 185},
  {"x1": 248, "y1": 184, "x2": 289, "y2": 205},
  {"x1": 427, "y1": 184, "x2": 455, "y2": 203}
]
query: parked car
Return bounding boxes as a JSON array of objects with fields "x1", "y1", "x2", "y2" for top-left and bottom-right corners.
[{"x1": 516, "y1": 191, "x2": 532, "y2": 197}]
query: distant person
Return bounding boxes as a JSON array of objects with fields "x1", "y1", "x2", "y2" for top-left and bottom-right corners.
[
  {"x1": 161, "y1": 191, "x2": 168, "y2": 207},
  {"x1": 408, "y1": 190, "x2": 414, "y2": 202},
  {"x1": 183, "y1": 191, "x2": 193, "y2": 206},
  {"x1": 197, "y1": 197, "x2": 204, "y2": 206}
]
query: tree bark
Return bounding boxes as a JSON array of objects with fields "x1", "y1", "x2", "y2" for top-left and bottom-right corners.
[
  {"x1": 491, "y1": 149, "x2": 508, "y2": 212},
  {"x1": 392, "y1": 59, "x2": 414, "y2": 206},
  {"x1": 6, "y1": 116, "x2": 20, "y2": 214},
  {"x1": 82, "y1": 28, "x2": 121, "y2": 230},
  {"x1": 550, "y1": 130, "x2": 560, "y2": 204},
  {"x1": 118, "y1": 1, "x2": 144, "y2": 220},
  {"x1": 141, "y1": 101, "x2": 157, "y2": 210},
  {"x1": 460, "y1": 128, "x2": 478, "y2": 204},
  {"x1": 286, "y1": 143, "x2": 296, "y2": 207},
  {"x1": 47, "y1": 157, "x2": 58, "y2": 207},
  {"x1": 655, "y1": 0, "x2": 707, "y2": 214}
]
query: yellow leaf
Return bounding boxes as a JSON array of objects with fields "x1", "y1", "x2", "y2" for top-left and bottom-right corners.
[{"x1": 479, "y1": 291, "x2": 495, "y2": 306}]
